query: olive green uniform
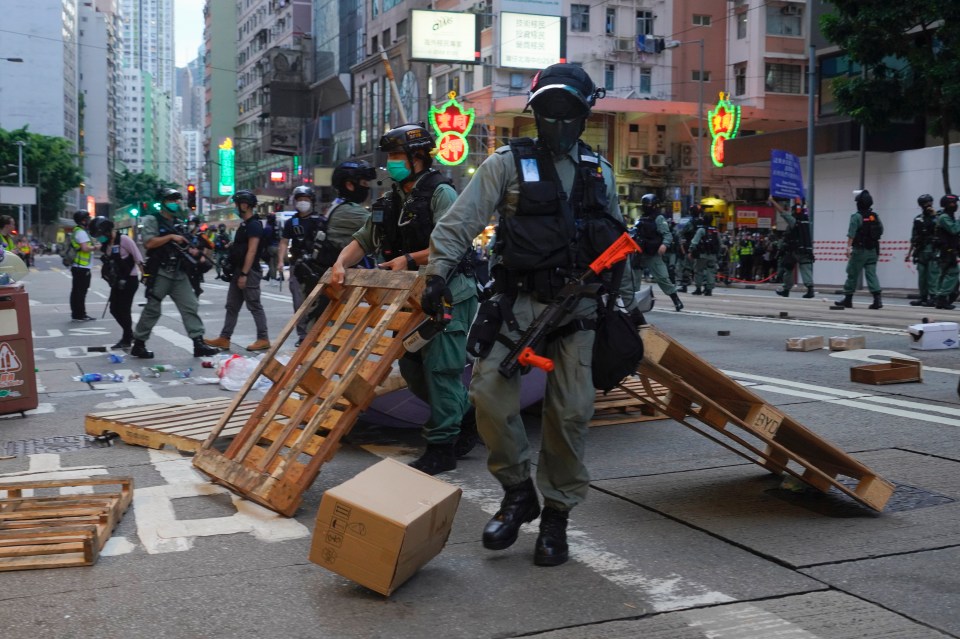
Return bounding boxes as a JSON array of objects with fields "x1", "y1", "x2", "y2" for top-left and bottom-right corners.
[
  {"x1": 425, "y1": 143, "x2": 631, "y2": 511},
  {"x1": 133, "y1": 213, "x2": 208, "y2": 341},
  {"x1": 354, "y1": 181, "x2": 477, "y2": 445},
  {"x1": 910, "y1": 208, "x2": 939, "y2": 302},
  {"x1": 631, "y1": 215, "x2": 677, "y2": 296},
  {"x1": 689, "y1": 227, "x2": 719, "y2": 292},
  {"x1": 842, "y1": 211, "x2": 882, "y2": 295},
  {"x1": 936, "y1": 211, "x2": 960, "y2": 297},
  {"x1": 777, "y1": 209, "x2": 814, "y2": 293}
]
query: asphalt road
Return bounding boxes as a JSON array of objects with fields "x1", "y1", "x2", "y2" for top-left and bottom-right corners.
[{"x1": 2, "y1": 256, "x2": 959, "y2": 639}]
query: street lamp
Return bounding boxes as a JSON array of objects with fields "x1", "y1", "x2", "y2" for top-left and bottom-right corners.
[
  {"x1": 14, "y1": 141, "x2": 25, "y2": 234},
  {"x1": 666, "y1": 38, "x2": 705, "y2": 203}
]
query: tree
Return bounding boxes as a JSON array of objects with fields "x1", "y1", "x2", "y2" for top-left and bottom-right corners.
[
  {"x1": 821, "y1": 2, "x2": 960, "y2": 193},
  {"x1": 0, "y1": 127, "x2": 83, "y2": 228},
  {"x1": 113, "y1": 169, "x2": 180, "y2": 209}
]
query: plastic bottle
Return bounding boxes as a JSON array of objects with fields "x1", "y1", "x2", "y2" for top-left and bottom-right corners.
[
  {"x1": 151, "y1": 364, "x2": 175, "y2": 372},
  {"x1": 175, "y1": 367, "x2": 193, "y2": 379},
  {"x1": 140, "y1": 366, "x2": 161, "y2": 378},
  {"x1": 108, "y1": 353, "x2": 125, "y2": 364},
  {"x1": 78, "y1": 373, "x2": 102, "y2": 383},
  {"x1": 107, "y1": 373, "x2": 124, "y2": 382}
]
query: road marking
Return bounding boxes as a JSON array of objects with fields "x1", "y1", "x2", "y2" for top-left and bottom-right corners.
[
  {"x1": 830, "y1": 348, "x2": 960, "y2": 376},
  {"x1": 32, "y1": 329, "x2": 64, "y2": 338},
  {"x1": 151, "y1": 325, "x2": 198, "y2": 354},
  {"x1": 0, "y1": 454, "x2": 107, "y2": 497},
  {"x1": 683, "y1": 602, "x2": 820, "y2": 638},
  {"x1": 654, "y1": 308, "x2": 904, "y2": 335}
]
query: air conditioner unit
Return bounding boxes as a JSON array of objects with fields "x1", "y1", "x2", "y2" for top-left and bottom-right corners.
[
  {"x1": 625, "y1": 153, "x2": 646, "y2": 170},
  {"x1": 614, "y1": 37, "x2": 634, "y2": 52},
  {"x1": 680, "y1": 145, "x2": 693, "y2": 167},
  {"x1": 617, "y1": 184, "x2": 630, "y2": 196},
  {"x1": 780, "y1": 5, "x2": 802, "y2": 15},
  {"x1": 645, "y1": 154, "x2": 667, "y2": 168}
]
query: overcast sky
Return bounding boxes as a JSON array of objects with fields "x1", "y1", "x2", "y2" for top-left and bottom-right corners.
[{"x1": 174, "y1": 0, "x2": 204, "y2": 66}]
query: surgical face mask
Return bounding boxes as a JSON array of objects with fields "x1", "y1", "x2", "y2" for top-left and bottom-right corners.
[
  {"x1": 97, "y1": 235, "x2": 108, "y2": 244},
  {"x1": 535, "y1": 115, "x2": 585, "y2": 155},
  {"x1": 295, "y1": 200, "x2": 312, "y2": 213},
  {"x1": 164, "y1": 201, "x2": 181, "y2": 213},
  {"x1": 386, "y1": 159, "x2": 412, "y2": 183}
]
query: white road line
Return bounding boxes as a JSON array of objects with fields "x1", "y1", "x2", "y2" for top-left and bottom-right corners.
[
  {"x1": 653, "y1": 308, "x2": 904, "y2": 335},
  {"x1": 683, "y1": 602, "x2": 821, "y2": 639},
  {"x1": 829, "y1": 349, "x2": 960, "y2": 376},
  {"x1": 151, "y1": 325, "x2": 198, "y2": 354}
]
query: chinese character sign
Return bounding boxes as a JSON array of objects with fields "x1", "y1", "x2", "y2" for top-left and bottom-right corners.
[
  {"x1": 428, "y1": 92, "x2": 475, "y2": 166},
  {"x1": 218, "y1": 137, "x2": 235, "y2": 196},
  {"x1": 769, "y1": 149, "x2": 805, "y2": 200},
  {"x1": 707, "y1": 92, "x2": 741, "y2": 168}
]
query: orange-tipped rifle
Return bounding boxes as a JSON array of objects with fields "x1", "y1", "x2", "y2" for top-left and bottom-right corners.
[{"x1": 498, "y1": 232, "x2": 641, "y2": 378}]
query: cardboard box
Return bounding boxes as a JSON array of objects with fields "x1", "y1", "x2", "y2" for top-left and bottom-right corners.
[
  {"x1": 309, "y1": 458, "x2": 461, "y2": 596},
  {"x1": 786, "y1": 335, "x2": 824, "y2": 352},
  {"x1": 829, "y1": 335, "x2": 866, "y2": 351},
  {"x1": 908, "y1": 322, "x2": 960, "y2": 350},
  {"x1": 850, "y1": 358, "x2": 922, "y2": 385}
]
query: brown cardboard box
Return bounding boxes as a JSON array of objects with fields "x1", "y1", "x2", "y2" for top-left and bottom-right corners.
[
  {"x1": 786, "y1": 336, "x2": 824, "y2": 352},
  {"x1": 829, "y1": 335, "x2": 866, "y2": 351},
  {"x1": 309, "y1": 458, "x2": 461, "y2": 596}
]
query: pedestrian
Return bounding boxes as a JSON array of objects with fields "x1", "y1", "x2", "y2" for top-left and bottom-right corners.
[
  {"x1": 263, "y1": 213, "x2": 280, "y2": 281},
  {"x1": 905, "y1": 194, "x2": 939, "y2": 307},
  {"x1": 421, "y1": 63, "x2": 638, "y2": 566},
  {"x1": 689, "y1": 210, "x2": 722, "y2": 295},
  {"x1": 185, "y1": 215, "x2": 214, "y2": 297},
  {"x1": 68, "y1": 211, "x2": 96, "y2": 321},
  {"x1": 933, "y1": 194, "x2": 960, "y2": 310},
  {"x1": 17, "y1": 237, "x2": 32, "y2": 267},
  {"x1": 89, "y1": 217, "x2": 143, "y2": 349},
  {"x1": 629, "y1": 194, "x2": 683, "y2": 310},
  {"x1": 330, "y1": 123, "x2": 479, "y2": 475},
  {"x1": 677, "y1": 205, "x2": 701, "y2": 292},
  {"x1": 213, "y1": 224, "x2": 231, "y2": 278},
  {"x1": 837, "y1": 189, "x2": 883, "y2": 309},
  {"x1": 738, "y1": 232, "x2": 755, "y2": 281},
  {"x1": 0, "y1": 216, "x2": 16, "y2": 256},
  {"x1": 278, "y1": 166, "x2": 373, "y2": 346},
  {"x1": 130, "y1": 188, "x2": 221, "y2": 359},
  {"x1": 204, "y1": 190, "x2": 270, "y2": 352},
  {"x1": 771, "y1": 197, "x2": 816, "y2": 298}
]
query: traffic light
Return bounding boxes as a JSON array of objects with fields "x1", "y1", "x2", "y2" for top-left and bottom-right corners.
[
  {"x1": 187, "y1": 184, "x2": 197, "y2": 211},
  {"x1": 129, "y1": 206, "x2": 139, "y2": 217}
]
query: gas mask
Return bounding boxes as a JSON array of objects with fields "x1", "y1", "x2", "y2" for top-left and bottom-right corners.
[
  {"x1": 295, "y1": 200, "x2": 312, "y2": 213},
  {"x1": 535, "y1": 114, "x2": 585, "y2": 156}
]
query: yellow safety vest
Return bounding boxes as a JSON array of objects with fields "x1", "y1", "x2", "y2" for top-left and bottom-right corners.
[{"x1": 71, "y1": 229, "x2": 92, "y2": 267}]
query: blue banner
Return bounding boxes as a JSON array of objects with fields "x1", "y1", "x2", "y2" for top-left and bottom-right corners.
[{"x1": 770, "y1": 150, "x2": 805, "y2": 200}]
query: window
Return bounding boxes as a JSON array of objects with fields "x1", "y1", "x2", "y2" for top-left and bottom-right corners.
[
  {"x1": 482, "y1": 55, "x2": 493, "y2": 86},
  {"x1": 510, "y1": 72, "x2": 524, "y2": 89},
  {"x1": 692, "y1": 70, "x2": 711, "y2": 82},
  {"x1": 737, "y1": 12, "x2": 747, "y2": 39},
  {"x1": 371, "y1": 35, "x2": 377, "y2": 54},
  {"x1": 636, "y1": 10, "x2": 653, "y2": 36},
  {"x1": 396, "y1": 19, "x2": 407, "y2": 39},
  {"x1": 605, "y1": 8, "x2": 616, "y2": 35},
  {"x1": 692, "y1": 14, "x2": 711, "y2": 26},
  {"x1": 464, "y1": 70, "x2": 474, "y2": 94},
  {"x1": 571, "y1": 4, "x2": 589, "y2": 32},
  {"x1": 604, "y1": 64, "x2": 615, "y2": 91},
  {"x1": 735, "y1": 64, "x2": 746, "y2": 96},
  {"x1": 766, "y1": 5, "x2": 803, "y2": 37},
  {"x1": 765, "y1": 63, "x2": 807, "y2": 94},
  {"x1": 639, "y1": 67, "x2": 651, "y2": 93}
]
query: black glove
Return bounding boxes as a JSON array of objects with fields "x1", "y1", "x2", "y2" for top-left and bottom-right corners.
[{"x1": 421, "y1": 275, "x2": 453, "y2": 323}]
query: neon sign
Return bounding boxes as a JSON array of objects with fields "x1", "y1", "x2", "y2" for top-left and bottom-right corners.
[
  {"x1": 218, "y1": 138, "x2": 235, "y2": 196},
  {"x1": 707, "y1": 92, "x2": 741, "y2": 168},
  {"x1": 428, "y1": 92, "x2": 475, "y2": 167}
]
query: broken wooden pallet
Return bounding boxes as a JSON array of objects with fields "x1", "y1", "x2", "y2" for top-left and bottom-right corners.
[
  {"x1": 85, "y1": 399, "x2": 261, "y2": 452},
  {"x1": 622, "y1": 325, "x2": 894, "y2": 512},
  {"x1": 590, "y1": 377, "x2": 667, "y2": 427},
  {"x1": 192, "y1": 269, "x2": 425, "y2": 516},
  {"x1": 0, "y1": 475, "x2": 133, "y2": 571}
]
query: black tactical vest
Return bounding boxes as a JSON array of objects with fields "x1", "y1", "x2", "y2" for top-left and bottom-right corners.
[
  {"x1": 853, "y1": 210, "x2": 882, "y2": 250},
  {"x1": 373, "y1": 169, "x2": 452, "y2": 262},
  {"x1": 912, "y1": 210, "x2": 936, "y2": 251},
  {"x1": 633, "y1": 215, "x2": 662, "y2": 255}
]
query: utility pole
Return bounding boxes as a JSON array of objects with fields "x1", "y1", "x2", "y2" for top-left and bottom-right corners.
[{"x1": 15, "y1": 141, "x2": 25, "y2": 234}]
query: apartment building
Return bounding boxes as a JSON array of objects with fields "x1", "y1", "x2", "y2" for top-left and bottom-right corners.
[{"x1": 203, "y1": 0, "x2": 237, "y2": 200}]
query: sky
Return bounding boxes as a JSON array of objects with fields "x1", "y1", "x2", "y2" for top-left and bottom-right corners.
[{"x1": 174, "y1": 0, "x2": 205, "y2": 67}]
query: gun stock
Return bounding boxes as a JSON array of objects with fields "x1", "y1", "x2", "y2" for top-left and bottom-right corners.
[{"x1": 587, "y1": 232, "x2": 641, "y2": 275}]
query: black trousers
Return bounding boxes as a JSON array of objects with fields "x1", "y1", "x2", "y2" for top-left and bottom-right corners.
[
  {"x1": 70, "y1": 266, "x2": 91, "y2": 319},
  {"x1": 109, "y1": 279, "x2": 139, "y2": 342}
]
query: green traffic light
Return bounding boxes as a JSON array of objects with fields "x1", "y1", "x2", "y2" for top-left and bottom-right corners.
[
  {"x1": 153, "y1": 202, "x2": 161, "y2": 211},
  {"x1": 129, "y1": 207, "x2": 139, "y2": 217}
]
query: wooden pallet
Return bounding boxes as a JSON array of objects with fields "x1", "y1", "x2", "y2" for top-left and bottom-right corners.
[
  {"x1": 193, "y1": 269, "x2": 425, "y2": 516},
  {"x1": 590, "y1": 377, "x2": 668, "y2": 427},
  {"x1": 624, "y1": 326, "x2": 894, "y2": 512},
  {"x1": 0, "y1": 476, "x2": 133, "y2": 571},
  {"x1": 85, "y1": 399, "x2": 262, "y2": 452}
]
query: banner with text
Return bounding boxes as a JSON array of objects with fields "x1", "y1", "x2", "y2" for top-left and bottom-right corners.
[{"x1": 770, "y1": 149, "x2": 805, "y2": 200}]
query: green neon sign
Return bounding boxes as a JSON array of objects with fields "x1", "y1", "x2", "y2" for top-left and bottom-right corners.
[
  {"x1": 428, "y1": 92, "x2": 475, "y2": 167},
  {"x1": 707, "y1": 92, "x2": 741, "y2": 168},
  {"x1": 218, "y1": 138, "x2": 236, "y2": 196}
]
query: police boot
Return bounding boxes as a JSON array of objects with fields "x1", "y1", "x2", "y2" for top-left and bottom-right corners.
[
  {"x1": 130, "y1": 339, "x2": 154, "y2": 359},
  {"x1": 921, "y1": 297, "x2": 937, "y2": 307},
  {"x1": 775, "y1": 288, "x2": 789, "y2": 297},
  {"x1": 534, "y1": 507, "x2": 569, "y2": 567},
  {"x1": 803, "y1": 286, "x2": 816, "y2": 299},
  {"x1": 409, "y1": 442, "x2": 456, "y2": 476},
  {"x1": 936, "y1": 296, "x2": 956, "y2": 310},
  {"x1": 837, "y1": 294, "x2": 853, "y2": 308},
  {"x1": 193, "y1": 337, "x2": 221, "y2": 357},
  {"x1": 678, "y1": 285, "x2": 687, "y2": 293},
  {"x1": 691, "y1": 287, "x2": 702, "y2": 295},
  {"x1": 703, "y1": 289, "x2": 713, "y2": 296},
  {"x1": 869, "y1": 292, "x2": 883, "y2": 310},
  {"x1": 482, "y1": 478, "x2": 541, "y2": 550},
  {"x1": 910, "y1": 296, "x2": 926, "y2": 307},
  {"x1": 454, "y1": 406, "x2": 482, "y2": 458},
  {"x1": 670, "y1": 293, "x2": 684, "y2": 312}
]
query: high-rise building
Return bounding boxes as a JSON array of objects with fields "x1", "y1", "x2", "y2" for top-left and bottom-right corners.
[
  {"x1": 120, "y1": 0, "x2": 175, "y2": 95},
  {"x1": 119, "y1": 69, "x2": 155, "y2": 174},
  {"x1": 182, "y1": 129, "x2": 203, "y2": 185},
  {"x1": 203, "y1": 0, "x2": 237, "y2": 201}
]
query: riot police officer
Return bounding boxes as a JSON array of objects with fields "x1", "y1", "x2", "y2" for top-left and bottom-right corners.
[
  {"x1": 422, "y1": 63, "x2": 637, "y2": 567},
  {"x1": 905, "y1": 194, "x2": 939, "y2": 307},
  {"x1": 677, "y1": 204, "x2": 702, "y2": 292},
  {"x1": 330, "y1": 124, "x2": 479, "y2": 475},
  {"x1": 837, "y1": 189, "x2": 883, "y2": 309},
  {"x1": 771, "y1": 198, "x2": 815, "y2": 298},
  {"x1": 934, "y1": 194, "x2": 960, "y2": 310},
  {"x1": 630, "y1": 194, "x2": 683, "y2": 310},
  {"x1": 131, "y1": 188, "x2": 221, "y2": 358},
  {"x1": 689, "y1": 210, "x2": 722, "y2": 295}
]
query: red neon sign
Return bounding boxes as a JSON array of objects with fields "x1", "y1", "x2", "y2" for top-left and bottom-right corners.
[{"x1": 428, "y1": 91, "x2": 475, "y2": 166}]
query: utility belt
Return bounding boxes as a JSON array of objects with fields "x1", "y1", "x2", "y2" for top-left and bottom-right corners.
[{"x1": 490, "y1": 267, "x2": 571, "y2": 303}]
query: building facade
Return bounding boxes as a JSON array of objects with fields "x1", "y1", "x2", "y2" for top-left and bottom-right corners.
[{"x1": 203, "y1": 0, "x2": 238, "y2": 200}]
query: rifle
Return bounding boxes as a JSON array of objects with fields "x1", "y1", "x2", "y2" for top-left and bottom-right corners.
[{"x1": 498, "y1": 232, "x2": 641, "y2": 379}]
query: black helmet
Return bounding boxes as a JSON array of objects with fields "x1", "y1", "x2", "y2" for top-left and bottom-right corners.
[
  {"x1": 159, "y1": 187, "x2": 182, "y2": 201},
  {"x1": 218, "y1": 224, "x2": 226, "y2": 232},
  {"x1": 332, "y1": 160, "x2": 376, "y2": 193},
  {"x1": 525, "y1": 63, "x2": 604, "y2": 119},
  {"x1": 854, "y1": 189, "x2": 873, "y2": 211},
  {"x1": 640, "y1": 193, "x2": 660, "y2": 215},
  {"x1": 941, "y1": 194, "x2": 959, "y2": 210},
  {"x1": 379, "y1": 123, "x2": 435, "y2": 155},
  {"x1": 232, "y1": 190, "x2": 258, "y2": 207},
  {"x1": 688, "y1": 204, "x2": 703, "y2": 217},
  {"x1": 292, "y1": 185, "x2": 315, "y2": 202},
  {"x1": 89, "y1": 216, "x2": 113, "y2": 237},
  {"x1": 918, "y1": 194, "x2": 934, "y2": 207},
  {"x1": 187, "y1": 215, "x2": 202, "y2": 225},
  {"x1": 73, "y1": 211, "x2": 90, "y2": 226}
]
